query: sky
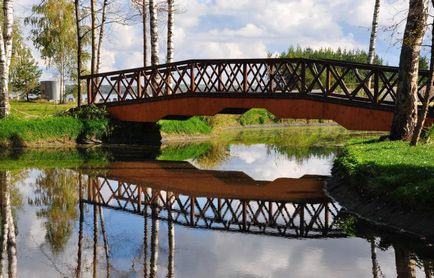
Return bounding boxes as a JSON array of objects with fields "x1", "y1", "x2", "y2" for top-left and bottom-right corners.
[{"x1": 14, "y1": 0, "x2": 413, "y2": 80}]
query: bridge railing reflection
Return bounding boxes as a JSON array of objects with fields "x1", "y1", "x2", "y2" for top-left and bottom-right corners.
[{"x1": 84, "y1": 177, "x2": 344, "y2": 238}]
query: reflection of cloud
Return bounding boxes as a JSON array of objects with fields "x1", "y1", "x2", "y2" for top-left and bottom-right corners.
[{"x1": 206, "y1": 144, "x2": 334, "y2": 181}]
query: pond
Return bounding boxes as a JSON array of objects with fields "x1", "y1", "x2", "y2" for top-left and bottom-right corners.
[{"x1": 0, "y1": 127, "x2": 432, "y2": 277}]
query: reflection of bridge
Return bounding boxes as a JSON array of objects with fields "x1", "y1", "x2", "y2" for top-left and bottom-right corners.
[
  {"x1": 83, "y1": 161, "x2": 344, "y2": 238},
  {"x1": 81, "y1": 58, "x2": 434, "y2": 131}
]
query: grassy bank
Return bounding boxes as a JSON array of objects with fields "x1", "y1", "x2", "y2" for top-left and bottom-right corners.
[
  {"x1": 0, "y1": 102, "x2": 110, "y2": 147},
  {"x1": 333, "y1": 138, "x2": 434, "y2": 211},
  {"x1": 0, "y1": 148, "x2": 110, "y2": 170},
  {"x1": 158, "y1": 109, "x2": 332, "y2": 137}
]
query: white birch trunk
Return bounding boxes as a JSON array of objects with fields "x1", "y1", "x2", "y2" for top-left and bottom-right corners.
[
  {"x1": 368, "y1": 0, "x2": 381, "y2": 64},
  {"x1": 96, "y1": 0, "x2": 108, "y2": 74},
  {"x1": 149, "y1": 0, "x2": 159, "y2": 66},
  {"x1": 0, "y1": 0, "x2": 14, "y2": 118},
  {"x1": 167, "y1": 0, "x2": 174, "y2": 64}
]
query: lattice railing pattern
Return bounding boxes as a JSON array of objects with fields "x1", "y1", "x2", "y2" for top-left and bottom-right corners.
[
  {"x1": 85, "y1": 178, "x2": 344, "y2": 239},
  {"x1": 82, "y1": 58, "x2": 432, "y2": 108}
]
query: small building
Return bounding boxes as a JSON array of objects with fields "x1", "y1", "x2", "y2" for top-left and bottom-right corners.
[{"x1": 40, "y1": 81, "x2": 61, "y2": 102}]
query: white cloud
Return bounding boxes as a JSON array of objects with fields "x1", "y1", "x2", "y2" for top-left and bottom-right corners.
[{"x1": 15, "y1": 0, "x2": 414, "y2": 75}]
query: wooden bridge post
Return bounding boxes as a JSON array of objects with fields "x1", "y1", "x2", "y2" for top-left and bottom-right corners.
[
  {"x1": 242, "y1": 200, "x2": 247, "y2": 231},
  {"x1": 86, "y1": 78, "x2": 92, "y2": 104},
  {"x1": 243, "y1": 63, "x2": 248, "y2": 93},
  {"x1": 326, "y1": 66, "x2": 331, "y2": 96},
  {"x1": 190, "y1": 196, "x2": 195, "y2": 226},
  {"x1": 301, "y1": 60, "x2": 306, "y2": 94},
  {"x1": 137, "y1": 71, "x2": 142, "y2": 99},
  {"x1": 374, "y1": 70, "x2": 379, "y2": 104}
]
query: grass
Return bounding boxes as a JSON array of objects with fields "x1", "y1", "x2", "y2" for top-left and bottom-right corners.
[
  {"x1": 158, "y1": 116, "x2": 212, "y2": 135},
  {"x1": 0, "y1": 102, "x2": 111, "y2": 146},
  {"x1": 10, "y1": 100, "x2": 75, "y2": 119},
  {"x1": 0, "y1": 148, "x2": 110, "y2": 170},
  {"x1": 334, "y1": 138, "x2": 434, "y2": 211}
]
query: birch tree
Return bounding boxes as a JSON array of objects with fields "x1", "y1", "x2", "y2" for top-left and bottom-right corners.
[
  {"x1": 390, "y1": 0, "x2": 429, "y2": 141},
  {"x1": 0, "y1": 0, "x2": 14, "y2": 118},
  {"x1": 149, "y1": 0, "x2": 159, "y2": 66},
  {"x1": 131, "y1": 0, "x2": 149, "y2": 67},
  {"x1": 368, "y1": 0, "x2": 381, "y2": 65},
  {"x1": 167, "y1": 0, "x2": 174, "y2": 64},
  {"x1": 411, "y1": 0, "x2": 434, "y2": 145}
]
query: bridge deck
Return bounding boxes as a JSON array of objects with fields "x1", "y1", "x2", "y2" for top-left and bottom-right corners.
[{"x1": 81, "y1": 58, "x2": 434, "y2": 131}]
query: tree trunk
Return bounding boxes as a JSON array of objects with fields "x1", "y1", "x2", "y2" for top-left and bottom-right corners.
[
  {"x1": 150, "y1": 190, "x2": 159, "y2": 278},
  {"x1": 394, "y1": 245, "x2": 416, "y2": 278},
  {"x1": 0, "y1": 0, "x2": 14, "y2": 118},
  {"x1": 90, "y1": 0, "x2": 97, "y2": 75},
  {"x1": 167, "y1": 0, "x2": 174, "y2": 64},
  {"x1": 74, "y1": 0, "x2": 82, "y2": 107},
  {"x1": 370, "y1": 239, "x2": 379, "y2": 278},
  {"x1": 149, "y1": 0, "x2": 159, "y2": 66},
  {"x1": 368, "y1": 0, "x2": 381, "y2": 65},
  {"x1": 411, "y1": 0, "x2": 434, "y2": 146},
  {"x1": 96, "y1": 0, "x2": 108, "y2": 74},
  {"x1": 143, "y1": 0, "x2": 148, "y2": 67},
  {"x1": 390, "y1": 0, "x2": 428, "y2": 141},
  {"x1": 0, "y1": 172, "x2": 9, "y2": 278},
  {"x1": 167, "y1": 193, "x2": 175, "y2": 278}
]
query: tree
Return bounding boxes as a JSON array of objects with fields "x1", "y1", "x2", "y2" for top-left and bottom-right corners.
[
  {"x1": 411, "y1": 0, "x2": 434, "y2": 145},
  {"x1": 8, "y1": 21, "x2": 42, "y2": 101},
  {"x1": 149, "y1": 0, "x2": 159, "y2": 66},
  {"x1": 131, "y1": 0, "x2": 149, "y2": 67},
  {"x1": 390, "y1": 0, "x2": 429, "y2": 141},
  {"x1": 368, "y1": 0, "x2": 381, "y2": 65},
  {"x1": 10, "y1": 47, "x2": 42, "y2": 101},
  {"x1": 26, "y1": 0, "x2": 78, "y2": 103},
  {"x1": 0, "y1": 0, "x2": 14, "y2": 118},
  {"x1": 167, "y1": 0, "x2": 174, "y2": 64}
]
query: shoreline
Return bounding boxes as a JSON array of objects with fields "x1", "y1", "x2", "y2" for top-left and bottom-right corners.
[{"x1": 325, "y1": 176, "x2": 434, "y2": 241}]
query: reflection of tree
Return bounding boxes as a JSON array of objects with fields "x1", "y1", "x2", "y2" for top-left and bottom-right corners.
[
  {"x1": 0, "y1": 171, "x2": 17, "y2": 278},
  {"x1": 150, "y1": 190, "x2": 160, "y2": 278},
  {"x1": 167, "y1": 192, "x2": 175, "y2": 278},
  {"x1": 30, "y1": 169, "x2": 79, "y2": 253},
  {"x1": 193, "y1": 144, "x2": 229, "y2": 168},
  {"x1": 394, "y1": 245, "x2": 416, "y2": 278}
]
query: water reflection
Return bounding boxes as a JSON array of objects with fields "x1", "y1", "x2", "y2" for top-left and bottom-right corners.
[{"x1": 0, "y1": 138, "x2": 433, "y2": 277}]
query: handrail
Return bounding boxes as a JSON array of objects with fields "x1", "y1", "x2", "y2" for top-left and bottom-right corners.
[{"x1": 81, "y1": 57, "x2": 432, "y2": 109}]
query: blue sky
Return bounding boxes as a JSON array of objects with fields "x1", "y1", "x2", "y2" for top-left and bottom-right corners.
[{"x1": 15, "y1": 0, "x2": 414, "y2": 79}]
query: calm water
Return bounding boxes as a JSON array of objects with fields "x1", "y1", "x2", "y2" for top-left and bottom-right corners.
[{"x1": 0, "y1": 127, "x2": 433, "y2": 277}]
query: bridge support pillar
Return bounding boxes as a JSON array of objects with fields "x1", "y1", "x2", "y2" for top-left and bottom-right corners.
[{"x1": 106, "y1": 121, "x2": 162, "y2": 146}]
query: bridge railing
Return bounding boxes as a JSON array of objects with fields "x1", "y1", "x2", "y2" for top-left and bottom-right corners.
[{"x1": 81, "y1": 58, "x2": 431, "y2": 108}]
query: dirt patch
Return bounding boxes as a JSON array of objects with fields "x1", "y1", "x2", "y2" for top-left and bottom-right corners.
[{"x1": 325, "y1": 176, "x2": 434, "y2": 241}]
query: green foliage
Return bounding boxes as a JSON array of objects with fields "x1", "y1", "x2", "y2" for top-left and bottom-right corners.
[
  {"x1": 158, "y1": 143, "x2": 213, "y2": 161},
  {"x1": 0, "y1": 148, "x2": 110, "y2": 170},
  {"x1": 10, "y1": 22, "x2": 42, "y2": 101},
  {"x1": 239, "y1": 109, "x2": 277, "y2": 126},
  {"x1": 71, "y1": 104, "x2": 109, "y2": 120},
  {"x1": 10, "y1": 101, "x2": 76, "y2": 118},
  {"x1": 159, "y1": 117, "x2": 212, "y2": 135},
  {"x1": 0, "y1": 116, "x2": 82, "y2": 146},
  {"x1": 334, "y1": 139, "x2": 434, "y2": 211},
  {"x1": 280, "y1": 46, "x2": 383, "y2": 64}
]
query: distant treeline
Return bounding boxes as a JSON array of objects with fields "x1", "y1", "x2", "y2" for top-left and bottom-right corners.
[
  {"x1": 278, "y1": 46, "x2": 384, "y2": 65},
  {"x1": 278, "y1": 46, "x2": 429, "y2": 70}
]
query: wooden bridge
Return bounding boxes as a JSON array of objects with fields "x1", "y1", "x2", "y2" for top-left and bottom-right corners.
[
  {"x1": 82, "y1": 161, "x2": 344, "y2": 238},
  {"x1": 81, "y1": 58, "x2": 434, "y2": 131}
]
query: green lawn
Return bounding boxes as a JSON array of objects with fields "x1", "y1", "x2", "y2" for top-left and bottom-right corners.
[
  {"x1": 10, "y1": 101, "x2": 76, "y2": 118},
  {"x1": 334, "y1": 138, "x2": 434, "y2": 211},
  {"x1": 1, "y1": 102, "x2": 109, "y2": 147}
]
